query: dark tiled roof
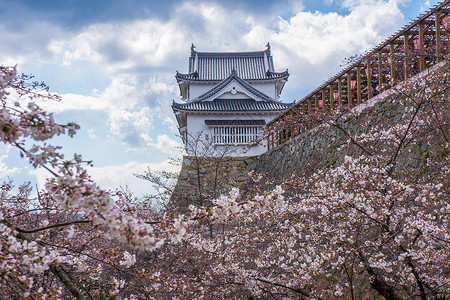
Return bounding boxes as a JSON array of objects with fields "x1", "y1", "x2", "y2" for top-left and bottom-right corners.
[
  {"x1": 176, "y1": 71, "x2": 198, "y2": 80},
  {"x1": 196, "y1": 52, "x2": 267, "y2": 80},
  {"x1": 266, "y1": 70, "x2": 289, "y2": 79},
  {"x1": 176, "y1": 46, "x2": 289, "y2": 82},
  {"x1": 205, "y1": 119, "x2": 266, "y2": 126},
  {"x1": 172, "y1": 99, "x2": 292, "y2": 112},
  {"x1": 193, "y1": 70, "x2": 274, "y2": 102}
]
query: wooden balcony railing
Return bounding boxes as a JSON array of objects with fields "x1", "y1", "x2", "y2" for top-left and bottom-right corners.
[{"x1": 267, "y1": 0, "x2": 450, "y2": 150}]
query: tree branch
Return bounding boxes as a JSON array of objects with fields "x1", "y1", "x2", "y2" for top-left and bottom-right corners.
[
  {"x1": 15, "y1": 220, "x2": 91, "y2": 234},
  {"x1": 358, "y1": 251, "x2": 402, "y2": 300},
  {"x1": 50, "y1": 265, "x2": 86, "y2": 300},
  {"x1": 332, "y1": 122, "x2": 373, "y2": 156},
  {"x1": 428, "y1": 99, "x2": 449, "y2": 144},
  {"x1": 254, "y1": 277, "x2": 323, "y2": 299},
  {"x1": 388, "y1": 101, "x2": 423, "y2": 169},
  {"x1": 12, "y1": 229, "x2": 88, "y2": 299}
]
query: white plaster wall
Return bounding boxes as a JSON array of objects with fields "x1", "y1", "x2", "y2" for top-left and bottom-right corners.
[
  {"x1": 217, "y1": 91, "x2": 251, "y2": 99},
  {"x1": 249, "y1": 82, "x2": 276, "y2": 99},
  {"x1": 189, "y1": 84, "x2": 215, "y2": 100},
  {"x1": 216, "y1": 81, "x2": 254, "y2": 100},
  {"x1": 188, "y1": 82, "x2": 277, "y2": 101},
  {"x1": 185, "y1": 113, "x2": 280, "y2": 157}
]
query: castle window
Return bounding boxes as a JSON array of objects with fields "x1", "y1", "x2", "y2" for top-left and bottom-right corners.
[
  {"x1": 205, "y1": 120, "x2": 265, "y2": 145},
  {"x1": 212, "y1": 126, "x2": 260, "y2": 145}
]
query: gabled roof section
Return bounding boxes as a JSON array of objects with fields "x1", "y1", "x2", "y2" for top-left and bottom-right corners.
[
  {"x1": 176, "y1": 43, "x2": 289, "y2": 82},
  {"x1": 193, "y1": 70, "x2": 276, "y2": 102},
  {"x1": 173, "y1": 71, "x2": 293, "y2": 113}
]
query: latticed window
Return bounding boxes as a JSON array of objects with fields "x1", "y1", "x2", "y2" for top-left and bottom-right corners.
[{"x1": 212, "y1": 126, "x2": 260, "y2": 145}]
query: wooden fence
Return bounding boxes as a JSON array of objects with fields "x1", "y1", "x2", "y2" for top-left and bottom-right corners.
[{"x1": 267, "y1": 0, "x2": 450, "y2": 150}]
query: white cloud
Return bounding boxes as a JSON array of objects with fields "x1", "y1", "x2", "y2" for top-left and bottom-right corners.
[
  {"x1": 152, "y1": 134, "x2": 183, "y2": 156},
  {"x1": 43, "y1": 1, "x2": 279, "y2": 76},
  {"x1": 0, "y1": 154, "x2": 20, "y2": 180},
  {"x1": 251, "y1": 1, "x2": 403, "y2": 66},
  {"x1": 87, "y1": 128, "x2": 98, "y2": 140},
  {"x1": 0, "y1": 21, "x2": 63, "y2": 67},
  {"x1": 29, "y1": 159, "x2": 180, "y2": 197},
  {"x1": 146, "y1": 76, "x2": 177, "y2": 96},
  {"x1": 109, "y1": 106, "x2": 154, "y2": 150},
  {"x1": 49, "y1": 19, "x2": 187, "y2": 72},
  {"x1": 34, "y1": 73, "x2": 178, "y2": 151},
  {"x1": 87, "y1": 160, "x2": 180, "y2": 197},
  {"x1": 144, "y1": 75, "x2": 179, "y2": 128},
  {"x1": 37, "y1": 93, "x2": 109, "y2": 113},
  {"x1": 420, "y1": 0, "x2": 432, "y2": 12},
  {"x1": 100, "y1": 75, "x2": 146, "y2": 109}
]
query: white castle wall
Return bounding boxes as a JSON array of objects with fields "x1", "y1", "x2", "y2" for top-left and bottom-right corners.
[{"x1": 186, "y1": 113, "x2": 279, "y2": 157}]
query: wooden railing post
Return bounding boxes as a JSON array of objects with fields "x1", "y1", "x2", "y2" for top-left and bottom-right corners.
[
  {"x1": 293, "y1": 106, "x2": 299, "y2": 136},
  {"x1": 419, "y1": 23, "x2": 425, "y2": 71},
  {"x1": 271, "y1": 132, "x2": 276, "y2": 148},
  {"x1": 390, "y1": 43, "x2": 395, "y2": 85},
  {"x1": 338, "y1": 77, "x2": 342, "y2": 110},
  {"x1": 322, "y1": 89, "x2": 326, "y2": 110},
  {"x1": 404, "y1": 33, "x2": 410, "y2": 79},
  {"x1": 314, "y1": 94, "x2": 319, "y2": 111},
  {"x1": 347, "y1": 73, "x2": 352, "y2": 107},
  {"x1": 378, "y1": 52, "x2": 383, "y2": 92},
  {"x1": 367, "y1": 59, "x2": 373, "y2": 100},
  {"x1": 357, "y1": 66, "x2": 362, "y2": 104},
  {"x1": 303, "y1": 102, "x2": 308, "y2": 130},
  {"x1": 329, "y1": 84, "x2": 334, "y2": 110},
  {"x1": 435, "y1": 12, "x2": 442, "y2": 60}
]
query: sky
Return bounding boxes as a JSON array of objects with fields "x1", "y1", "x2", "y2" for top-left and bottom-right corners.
[{"x1": 0, "y1": 0, "x2": 440, "y2": 197}]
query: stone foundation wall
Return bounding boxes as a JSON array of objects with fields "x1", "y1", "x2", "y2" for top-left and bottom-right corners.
[
  {"x1": 256, "y1": 98, "x2": 412, "y2": 179},
  {"x1": 169, "y1": 155, "x2": 258, "y2": 211}
]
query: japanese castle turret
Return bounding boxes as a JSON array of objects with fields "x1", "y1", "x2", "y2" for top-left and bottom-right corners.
[{"x1": 172, "y1": 43, "x2": 292, "y2": 157}]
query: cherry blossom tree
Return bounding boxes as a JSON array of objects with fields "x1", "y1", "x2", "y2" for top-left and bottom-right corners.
[
  {"x1": 0, "y1": 66, "x2": 190, "y2": 299},
  {"x1": 1, "y1": 57, "x2": 448, "y2": 299}
]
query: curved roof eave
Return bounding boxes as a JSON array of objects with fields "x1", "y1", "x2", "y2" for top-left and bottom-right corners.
[
  {"x1": 175, "y1": 70, "x2": 289, "y2": 83},
  {"x1": 172, "y1": 98, "x2": 293, "y2": 113}
]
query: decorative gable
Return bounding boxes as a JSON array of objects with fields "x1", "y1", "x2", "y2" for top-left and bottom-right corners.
[
  {"x1": 192, "y1": 71, "x2": 274, "y2": 102},
  {"x1": 172, "y1": 71, "x2": 291, "y2": 113}
]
